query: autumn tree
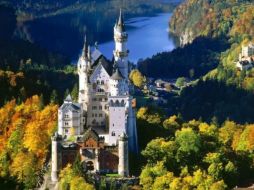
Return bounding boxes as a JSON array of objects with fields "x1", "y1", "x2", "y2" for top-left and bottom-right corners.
[{"x1": 129, "y1": 69, "x2": 146, "y2": 88}]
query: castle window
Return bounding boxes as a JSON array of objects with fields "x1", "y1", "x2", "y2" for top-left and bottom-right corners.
[
  {"x1": 113, "y1": 123, "x2": 114, "y2": 127},
  {"x1": 92, "y1": 98, "x2": 97, "y2": 101},
  {"x1": 101, "y1": 80, "x2": 104, "y2": 85},
  {"x1": 65, "y1": 122, "x2": 69, "y2": 126},
  {"x1": 99, "y1": 106, "x2": 102, "y2": 110},
  {"x1": 97, "y1": 80, "x2": 100, "y2": 84},
  {"x1": 99, "y1": 114, "x2": 103, "y2": 117},
  {"x1": 98, "y1": 88, "x2": 104, "y2": 92},
  {"x1": 92, "y1": 113, "x2": 94, "y2": 117},
  {"x1": 92, "y1": 119, "x2": 96, "y2": 124},
  {"x1": 95, "y1": 114, "x2": 98, "y2": 117},
  {"x1": 64, "y1": 114, "x2": 69, "y2": 118},
  {"x1": 99, "y1": 98, "x2": 102, "y2": 101},
  {"x1": 112, "y1": 131, "x2": 115, "y2": 136},
  {"x1": 92, "y1": 106, "x2": 97, "y2": 110},
  {"x1": 65, "y1": 129, "x2": 69, "y2": 133}
]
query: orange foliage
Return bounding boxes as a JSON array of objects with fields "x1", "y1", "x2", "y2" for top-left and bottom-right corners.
[
  {"x1": 0, "y1": 70, "x2": 24, "y2": 87},
  {"x1": 230, "y1": 6, "x2": 254, "y2": 38},
  {"x1": 0, "y1": 95, "x2": 58, "y2": 182}
]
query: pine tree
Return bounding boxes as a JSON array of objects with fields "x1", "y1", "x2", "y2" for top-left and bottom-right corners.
[
  {"x1": 71, "y1": 83, "x2": 79, "y2": 102},
  {"x1": 64, "y1": 89, "x2": 70, "y2": 99},
  {"x1": 39, "y1": 94, "x2": 44, "y2": 109},
  {"x1": 50, "y1": 90, "x2": 58, "y2": 104}
]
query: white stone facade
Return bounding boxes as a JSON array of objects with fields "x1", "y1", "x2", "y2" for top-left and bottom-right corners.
[{"x1": 52, "y1": 11, "x2": 138, "y2": 181}]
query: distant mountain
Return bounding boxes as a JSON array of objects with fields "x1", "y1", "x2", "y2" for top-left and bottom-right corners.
[{"x1": 1, "y1": 0, "x2": 181, "y2": 22}]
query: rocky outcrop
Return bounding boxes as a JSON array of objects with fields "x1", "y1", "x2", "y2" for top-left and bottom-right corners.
[{"x1": 179, "y1": 29, "x2": 194, "y2": 47}]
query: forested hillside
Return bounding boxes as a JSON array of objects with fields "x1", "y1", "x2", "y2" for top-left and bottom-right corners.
[
  {"x1": 1, "y1": 0, "x2": 178, "y2": 21},
  {"x1": 0, "y1": 96, "x2": 58, "y2": 189},
  {"x1": 137, "y1": 108, "x2": 254, "y2": 189},
  {"x1": 170, "y1": 0, "x2": 253, "y2": 45},
  {"x1": 0, "y1": 4, "x2": 78, "y2": 106},
  {"x1": 0, "y1": 4, "x2": 82, "y2": 189},
  {"x1": 138, "y1": 0, "x2": 254, "y2": 189}
]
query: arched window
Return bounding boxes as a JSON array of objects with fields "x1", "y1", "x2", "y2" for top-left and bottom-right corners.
[
  {"x1": 115, "y1": 100, "x2": 120, "y2": 107},
  {"x1": 111, "y1": 131, "x2": 115, "y2": 136}
]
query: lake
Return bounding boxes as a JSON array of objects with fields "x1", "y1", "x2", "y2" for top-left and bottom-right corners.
[
  {"x1": 99, "y1": 13, "x2": 176, "y2": 63},
  {"x1": 14, "y1": 1, "x2": 179, "y2": 63}
]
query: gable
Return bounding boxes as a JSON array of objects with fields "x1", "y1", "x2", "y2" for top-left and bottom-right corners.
[
  {"x1": 90, "y1": 63, "x2": 110, "y2": 83},
  {"x1": 84, "y1": 137, "x2": 98, "y2": 148}
]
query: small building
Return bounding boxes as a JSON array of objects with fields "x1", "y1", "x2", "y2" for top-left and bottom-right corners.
[
  {"x1": 236, "y1": 60, "x2": 253, "y2": 71},
  {"x1": 155, "y1": 79, "x2": 166, "y2": 88},
  {"x1": 236, "y1": 43, "x2": 254, "y2": 71},
  {"x1": 241, "y1": 43, "x2": 254, "y2": 58}
]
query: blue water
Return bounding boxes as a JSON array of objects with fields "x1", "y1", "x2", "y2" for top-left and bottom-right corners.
[{"x1": 98, "y1": 13, "x2": 176, "y2": 63}]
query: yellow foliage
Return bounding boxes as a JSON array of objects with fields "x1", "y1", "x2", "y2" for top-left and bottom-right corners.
[
  {"x1": 9, "y1": 151, "x2": 38, "y2": 182},
  {"x1": 129, "y1": 69, "x2": 146, "y2": 88},
  {"x1": 70, "y1": 176, "x2": 95, "y2": 190},
  {"x1": 0, "y1": 96, "x2": 58, "y2": 187},
  {"x1": 60, "y1": 164, "x2": 95, "y2": 190},
  {"x1": 170, "y1": 177, "x2": 182, "y2": 190},
  {"x1": 219, "y1": 121, "x2": 237, "y2": 146},
  {"x1": 23, "y1": 104, "x2": 58, "y2": 158}
]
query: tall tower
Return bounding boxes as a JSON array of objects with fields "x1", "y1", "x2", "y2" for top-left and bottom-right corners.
[
  {"x1": 51, "y1": 133, "x2": 62, "y2": 182},
  {"x1": 118, "y1": 133, "x2": 129, "y2": 177},
  {"x1": 114, "y1": 9, "x2": 129, "y2": 79},
  {"x1": 78, "y1": 37, "x2": 91, "y2": 110}
]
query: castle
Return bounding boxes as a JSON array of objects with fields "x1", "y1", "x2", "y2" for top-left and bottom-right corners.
[
  {"x1": 236, "y1": 43, "x2": 254, "y2": 71},
  {"x1": 51, "y1": 10, "x2": 138, "y2": 182}
]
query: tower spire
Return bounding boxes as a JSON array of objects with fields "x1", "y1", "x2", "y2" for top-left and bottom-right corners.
[
  {"x1": 118, "y1": 9, "x2": 123, "y2": 25},
  {"x1": 83, "y1": 35, "x2": 88, "y2": 58},
  {"x1": 113, "y1": 8, "x2": 129, "y2": 79},
  {"x1": 117, "y1": 9, "x2": 125, "y2": 32}
]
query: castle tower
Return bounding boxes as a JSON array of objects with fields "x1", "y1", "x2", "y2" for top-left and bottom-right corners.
[
  {"x1": 114, "y1": 9, "x2": 129, "y2": 79},
  {"x1": 110, "y1": 68, "x2": 128, "y2": 96},
  {"x1": 118, "y1": 133, "x2": 129, "y2": 177},
  {"x1": 51, "y1": 133, "x2": 62, "y2": 182},
  {"x1": 78, "y1": 37, "x2": 91, "y2": 110}
]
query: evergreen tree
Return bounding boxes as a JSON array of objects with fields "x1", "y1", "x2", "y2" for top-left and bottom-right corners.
[
  {"x1": 71, "y1": 83, "x2": 79, "y2": 102},
  {"x1": 50, "y1": 90, "x2": 58, "y2": 104},
  {"x1": 64, "y1": 89, "x2": 70, "y2": 99},
  {"x1": 39, "y1": 94, "x2": 44, "y2": 109}
]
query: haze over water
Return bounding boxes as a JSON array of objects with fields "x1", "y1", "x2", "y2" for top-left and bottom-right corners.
[{"x1": 99, "y1": 13, "x2": 176, "y2": 63}]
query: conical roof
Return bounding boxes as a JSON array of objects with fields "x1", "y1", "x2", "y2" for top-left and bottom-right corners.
[
  {"x1": 111, "y1": 68, "x2": 124, "y2": 80},
  {"x1": 64, "y1": 94, "x2": 72, "y2": 102},
  {"x1": 116, "y1": 9, "x2": 125, "y2": 32},
  {"x1": 83, "y1": 35, "x2": 88, "y2": 58}
]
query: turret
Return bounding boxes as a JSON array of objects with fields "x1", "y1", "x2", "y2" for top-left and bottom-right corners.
[
  {"x1": 118, "y1": 132, "x2": 129, "y2": 177},
  {"x1": 78, "y1": 37, "x2": 91, "y2": 109},
  {"x1": 110, "y1": 68, "x2": 127, "y2": 96},
  {"x1": 51, "y1": 133, "x2": 62, "y2": 182},
  {"x1": 114, "y1": 9, "x2": 129, "y2": 79}
]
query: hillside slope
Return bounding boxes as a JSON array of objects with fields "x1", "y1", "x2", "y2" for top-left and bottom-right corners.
[{"x1": 170, "y1": 0, "x2": 253, "y2": 45}]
